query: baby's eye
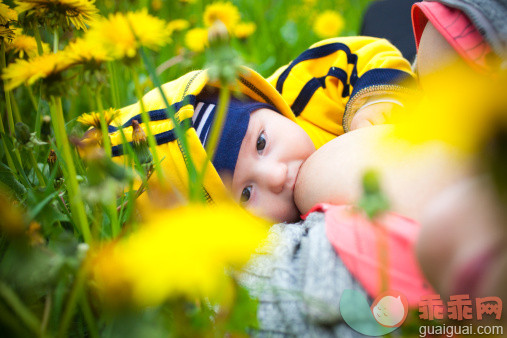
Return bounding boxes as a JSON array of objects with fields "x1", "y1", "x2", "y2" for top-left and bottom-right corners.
[
  {"x1": 240, "y1": 186, "x2": 252, "y2": 203},
  {"x1": 256, "y1": 132, "x2": 266, "y2": 153}
]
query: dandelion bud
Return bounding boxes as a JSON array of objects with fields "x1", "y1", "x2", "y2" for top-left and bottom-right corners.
[
  {"x1": 358, "y1": 169, "x2": 390, "y2": 219},
  {"x1": 131, "y1": 120, "x2": 153, "y2": 167},
  {"x1": 15, "y1": 122, "x2": 31, "y2": 145},
  {"x1": 208, "y1": 19, "x2": 229, "y2": 45},
  {"x1": 41, "y1": 115, "x2": 51, "y2": 141},
  {"x1": 47, "y1": 149, "x2": 63, "y2": 181},
  {"x1": 131, "y1": 120, "x2": 147, "y2": 145},
  {"x1": 362, "y1": 170, "x2": 381, "y2": 195},
  {"x1": 47, "y1": 149, "x2": 57, "y2": 166}
]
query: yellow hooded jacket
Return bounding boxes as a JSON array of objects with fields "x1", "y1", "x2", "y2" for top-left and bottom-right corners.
[{"x1": 107, "y1": 37, "x2": 415, "y2": 203}]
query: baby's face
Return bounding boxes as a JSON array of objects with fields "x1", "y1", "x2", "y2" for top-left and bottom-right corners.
[{"x1": 231, "y1": 108, "x2": 315, "y2": 223}]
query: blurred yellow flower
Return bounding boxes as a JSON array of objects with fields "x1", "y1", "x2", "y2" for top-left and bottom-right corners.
[
  {"x1": 88, "y1": 204, "x2": 268, "y2": 307},
  {"x1": 184, "y1": 27, "x2": 208, "y2": 52},
  {"x1": 151, "y1": 0, "x2": 162, "y2": 11},
  {"x1": 15, "y1": 0, "x2": 99, "y2": 31},
  {"x1": 234, "y1": 22, "x2": 256, "y2": 39},
  {"x1": 313, "y1": 10, "x2": 345, "y2": 38},
  {"x1": 77, "y1": 108, "x2": 119, "y2": 129},
  {"x1": 0, "y1": 189, "x2": 26, "y2": 237},
  {"x1": 203, "y1": 1, "x2": 240, "y2": 31},
  {"x1": 86, "y1": 9, "x2": 171, "y2": 59},
  {"x1": 65, "y1": 37, "x2": 111, "y2": 65},
  {"x1": 2, "y1": 51, "x2": 73, "y2": 90},
  {"x1": 168, "y1": 19, "x2": 189, "y2": 34},
  {"x1": 6, "y1": 29, "x2": 49, "y2": 58},
  {"x1": 388, "y1": 63, "x2": 507, "y2": 154},
  {"x1": 0, "y1": 2, "x2": 18, "y2": 25}
]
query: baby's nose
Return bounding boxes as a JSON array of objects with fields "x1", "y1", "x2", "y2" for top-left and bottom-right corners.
[{"x1": 264, "y1": 162, "x2": 287, "y2": 194}]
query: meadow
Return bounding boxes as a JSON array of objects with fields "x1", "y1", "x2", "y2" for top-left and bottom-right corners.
[{"x1": 0, "y1": 0, "x2": 376, "y2": 336}]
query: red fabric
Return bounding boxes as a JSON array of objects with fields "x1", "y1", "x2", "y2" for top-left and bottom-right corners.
[
  {"x1": 412, "y1": 2, "x2": 491, "y2": 73},
  {"x1": 305, "y1": 203, "x2": 434, "y2": 308}
]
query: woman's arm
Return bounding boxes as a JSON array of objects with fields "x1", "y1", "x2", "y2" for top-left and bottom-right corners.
[{"x1": 294, "y1": 125, "x2": 472, "y2": 222}]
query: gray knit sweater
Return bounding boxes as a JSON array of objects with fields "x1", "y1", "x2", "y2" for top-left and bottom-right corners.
[{"x1": 240, "y1": 212, "x2": 368, "y2": 337}]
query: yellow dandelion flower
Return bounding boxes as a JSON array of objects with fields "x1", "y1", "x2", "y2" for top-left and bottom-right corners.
[
  {"x1": 0, "y1": 2, "x2": 18, "y2": 25},
  {"x1": 86, "y1": 9, "x2": 171, "y2": 60},
  {"x1": 313, "y1": 10, "x2": 345, "y2": 38},
  {"x1": 203, "y1": 1, "x2": 240, "y2": 31},
  {"x1": 64, "y1": 36, "x2": 111, "y2": 65},
  {"x1": 184, "y1": 27, "x2": 208, "y2": 52},
  {"x1": 88, "y1": 204, "x2": 268, "y2": 308},
  {"x1": 15, "y1": 0, "x2": 99, "y2": 31},
  {"x1": 2, "y1": 51, "x2": 73, "y2": 90},
  {"x1": 6, "y1": 30, "x2": 49, "y2": 58},
  {"x1": 234, "y1": 21, "x2": 256, "y2": 39},
  {"x1": 168, "y1": 18, "x2": 189, "y2": 33},
  {"x1": 77, "y1": 108, "x2": 118, "y2": 129},
  {"x1": 0, "y1": 25, "x2": 15, "y2": 41}
]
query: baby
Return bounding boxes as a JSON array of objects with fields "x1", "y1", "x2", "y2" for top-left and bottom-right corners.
[{"x1": 105, "y1": 36, "x2": 416, "y2": 222}]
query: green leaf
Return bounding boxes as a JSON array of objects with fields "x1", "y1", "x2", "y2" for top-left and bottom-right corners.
[
  {"x1": 0, "y1": 164, "x2": 27, "y2": 199},
  {"x1": 224, "y1": 284, "x2": 259, "y2": 333}
]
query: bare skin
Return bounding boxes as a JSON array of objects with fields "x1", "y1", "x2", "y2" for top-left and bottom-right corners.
[
  {"x1": 294, "y1": 125, "x2": 472, "y2": 223},
  {"x1": 417, "y1": 178, "x2": 507, "y2": 300}
]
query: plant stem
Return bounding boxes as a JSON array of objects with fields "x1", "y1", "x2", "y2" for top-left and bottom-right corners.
[
  {"x1": 107, "y1": 62, "x2": 120, "y2": 108},
  {"x1": 94, "y1": 91, "x2": 120, "y2": 236},
  {"x1": 26, "y1": 85, "x2": 39, "y2": 112},
  {"x1": 33, "y1": 25, "x2": 44, "y2": 56},
  {"x1": 0, "y1": 281, "x2": 41, "y2": 335},
  {"x1": 1, "y1": 43, "x2": 15, "y2": 136},
  {"x1": 376, "y1": 221, "x2": 389, "y2": 293},
  {"x1": 40, "y1": 292, "x2": 52, "y2": 335},
  {"x1": 199, "y1": 87, "x2": 230, "y2": 183},
  {"x1": 27, "y1": 86, "x2": 43, "y2": 142},
  {"x1": 132, "y1": 68, "x2": 165, "y2": 183},
  {"x1": 138, "y1": 47, "x2": 200, "y2": 199},
  {"x1": 79, "y1": 294, "x2": 98, "y2": 338},
  {"x1": 50, "y1": 96, "x2": 91, "y2": 243},
  {"x1": 0, "y1": 112, "x2": 17, "y2": 174},
  {"x1": 53, "y1": 28, "x2": 59, "y2": 53},
  {"x1": 10, "y1": 92, "x2": 22, "y2": 123},
  {"x1": 107, "y1": 200, "x2": 120, "y2": 238},
  {"x1": 29, "y1": 151, "x2": 46, "y2": 187},
  {"x1": 58, "y1": 266, "x2": 86, "y2": 338},
  {"x1": 1, "y1": 44, "x2": 25, "y2": 173},
  {"x1": 95, "y1": 87, "x2": 112, "y2": 157}
]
